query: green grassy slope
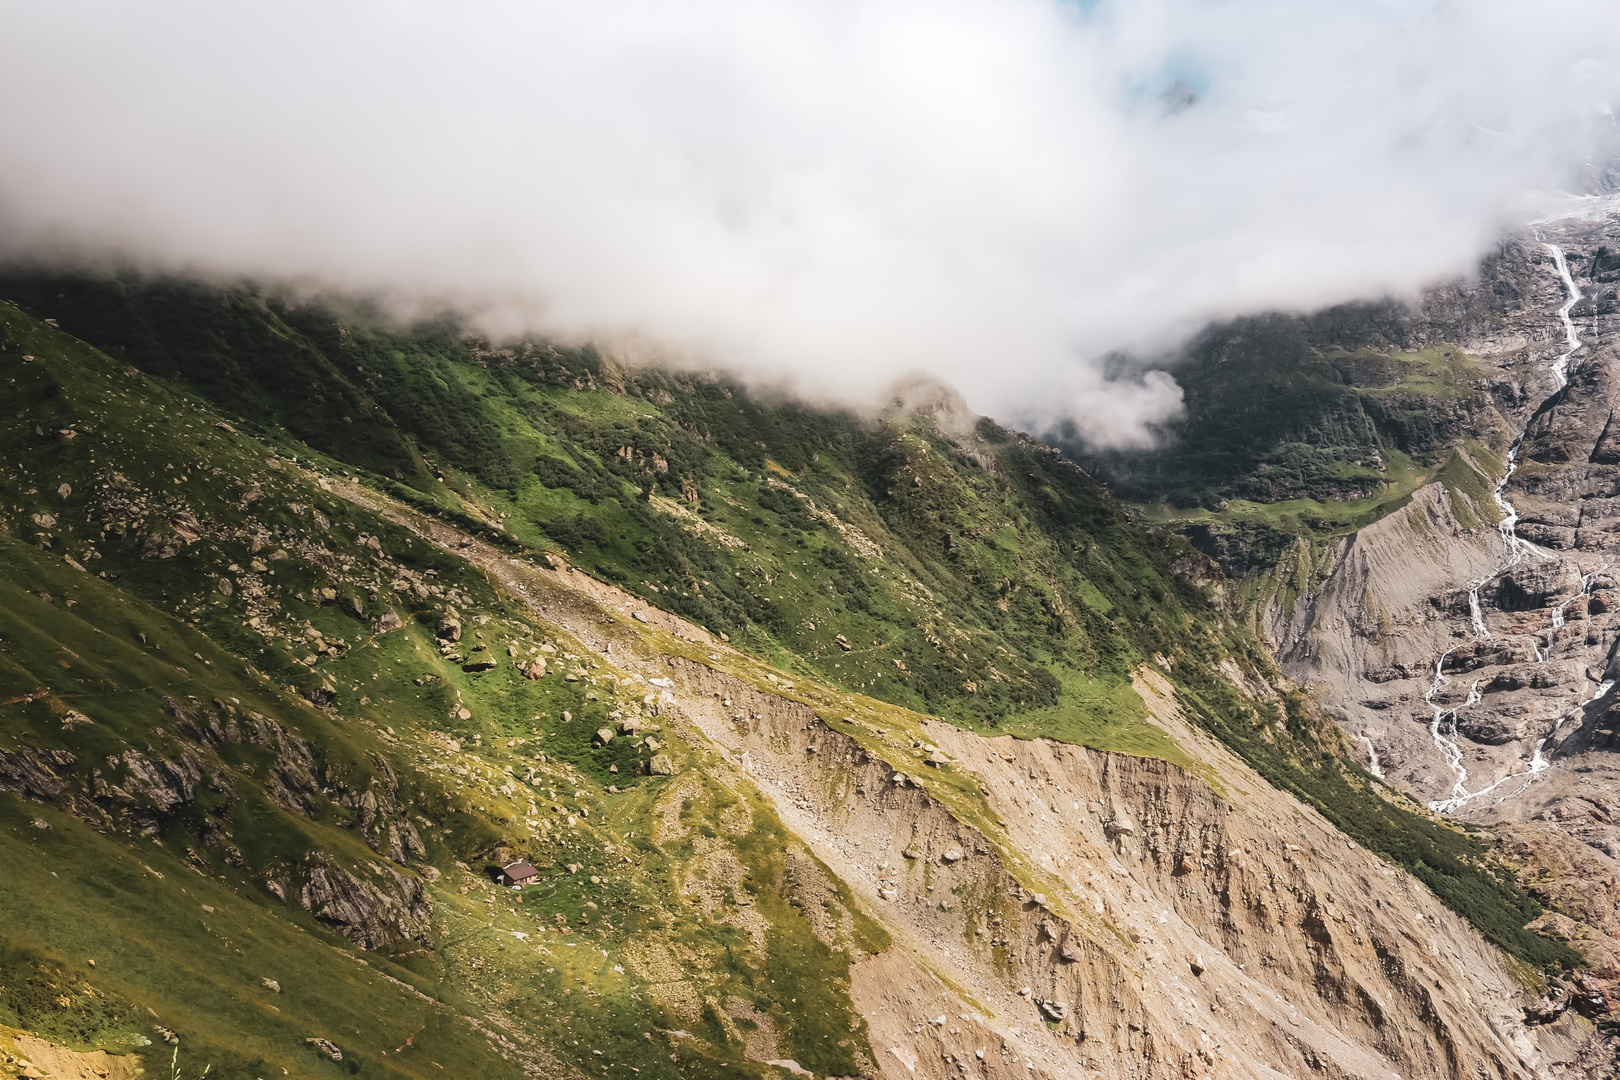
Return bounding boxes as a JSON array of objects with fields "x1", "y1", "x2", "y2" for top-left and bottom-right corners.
[
  {"x1": 5, "y1": 272, "x2": 1204, "y2": 749},
  {"x1": 0, "y1": 301, "x2": 890, "y2": 1079},
  {"x1": 1067, "y1": 307, "x2": 1515, "y2": 572}
]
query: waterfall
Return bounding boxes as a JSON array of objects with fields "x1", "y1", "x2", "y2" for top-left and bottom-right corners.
[{"x1": 1423, "y1": 242, "x2": 1586, "y2": 812}]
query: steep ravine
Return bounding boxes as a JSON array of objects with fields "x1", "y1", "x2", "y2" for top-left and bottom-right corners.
[{"x1": 338, "y1": 474, "x2": 1570, "y2": 1079}]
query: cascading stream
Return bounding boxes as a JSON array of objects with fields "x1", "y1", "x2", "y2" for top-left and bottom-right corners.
[
  {"x1": 1358, "y1": 736, "x2": 1384, "y2": 779},
  {"x1": 1425, "y1": 241, "x2": 1587, "y2": 813}
]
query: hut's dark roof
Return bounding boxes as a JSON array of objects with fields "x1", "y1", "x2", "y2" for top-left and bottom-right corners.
[{"x1": 501, "y1": 858, "x2": 539, "y2": 881}]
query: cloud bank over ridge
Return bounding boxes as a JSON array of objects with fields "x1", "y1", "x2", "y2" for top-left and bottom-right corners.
[{"x1": 2, "y1": 0, "x2": 1618, "y2": 446}]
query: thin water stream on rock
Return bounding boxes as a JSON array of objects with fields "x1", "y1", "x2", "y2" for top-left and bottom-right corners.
[{"x1": 1426, "y1": 242, "x2": 1592, "y2": 812}]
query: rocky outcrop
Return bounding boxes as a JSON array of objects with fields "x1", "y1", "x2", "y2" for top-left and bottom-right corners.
[
  {"x1": 115, "y1": 747, "x2": 212, "y2": 812},
  {"x1": 292, "y1": 857, "x2": 432, "y2": 950},
  {"x1": 0, "y1": 747, "x2": 75, "y2": 800},
  {"x1": 168, "y1": 695, "x2": 426, "y2": 863},
  {"x1": 4, "y1": 691, "x2": 433, "y2": 953},
  {"x1": 1519, "y1": 350, "x2": 1620, "y2": 465},
  {"x1": 329, "y1": 755, "x2": 426, "y2": 865},
  {"x1": 168, "y1": 696, "x2": 324, "y2": 814}
]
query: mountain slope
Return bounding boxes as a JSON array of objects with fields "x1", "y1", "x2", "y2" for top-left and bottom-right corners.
[
  {"x1": 0, "y1": 280, "x2": 1599, "y2": 1077},
  {"x1": 0, "y1": 302, "x2": 890, "y2": 1079}
]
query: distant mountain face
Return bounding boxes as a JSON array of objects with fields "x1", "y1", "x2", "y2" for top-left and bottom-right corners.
[
  {"x1": 1068, "y1": 243, "x2": 1547, "y2": 569},
  {"x1": 0, "y1": 271, "x2": 1608, "y2": 1077},
  {"x1": 1074, "y1": 212, "x2": 1620, "y2": 1060}
]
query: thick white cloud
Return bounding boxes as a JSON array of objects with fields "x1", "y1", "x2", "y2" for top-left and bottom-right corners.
[{"x1": 1, "y1": 0, "x2": 1617, "y2": 446}]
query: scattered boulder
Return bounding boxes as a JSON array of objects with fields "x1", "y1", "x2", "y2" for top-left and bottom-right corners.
[
  {"x1": 437, "y1": 614, "x2": 463, "y2": 642},
  {"x1": 306, "y1": 1038, "x2": 343, "y2": 1061},
  {"x1": 371, "y1": 609, "x2": 403, "y2": 634},
  {"x1": 522, "y1": 657, "x2": 548, "y2": 680},
  {"x1": 1038, "y1": 999, "x2": 1069, "y2": 1022},
  {"x1": 648, "y1": 754, "x2": 676, "y2": 776},
  {"x1": 262, "y1": 978, "x2": 281, "y2": 994},
  {"x1": 141, "y1": 511, "x2": 204, "y2": 558},
  {"x1": 1526, "y1": 984, "x2": 1572, "y2": 1024},
  {"x1": 940, "y1": 846, "x2": 964, "y2": 864},
  {"x1": 835, "y1": 633, "x2": 851, "y2": 651},
  {"x1": 462, "y1": 657, "x2": 498, "y2": 673},
  {"x1": 593, "y1": 728, "x2": 615, "y2": 747}
]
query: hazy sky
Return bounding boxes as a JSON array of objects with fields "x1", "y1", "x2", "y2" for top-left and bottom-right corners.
[{"x1": 2, "y1": 1, "x2": 1618, "y2": 446}]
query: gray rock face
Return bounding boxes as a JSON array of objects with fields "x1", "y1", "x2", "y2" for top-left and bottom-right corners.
[
  {"x1": 1261, "y1": 217, "x2": 1620, "y2": 1040},
  {"x1": 117, "y1": 748, "x2": 208, "y2": 812},
  {"x1": 168, "y1": 696, "x2": 421, "y2": 861},
  {"x1": 0, "y1": 747, "x2": 75, "y2": 800},
  {"x1": 169, "y1": 696, "x2": 323, "y2": 815},
  {"x1": 296, "y1": 857, "x2": 431, "y2": 950},
  {"x1": 329, "y1": 755, "x2": 427, "y2": 865}
]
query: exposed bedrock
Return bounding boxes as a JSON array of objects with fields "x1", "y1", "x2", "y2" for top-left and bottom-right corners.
[
  {"x1": 1257, "y1": 223, "x2": 1620, "y2": 1066},
  {"x1": 661, "y1": 657, "x2": 1550, "y2": 1080}
]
